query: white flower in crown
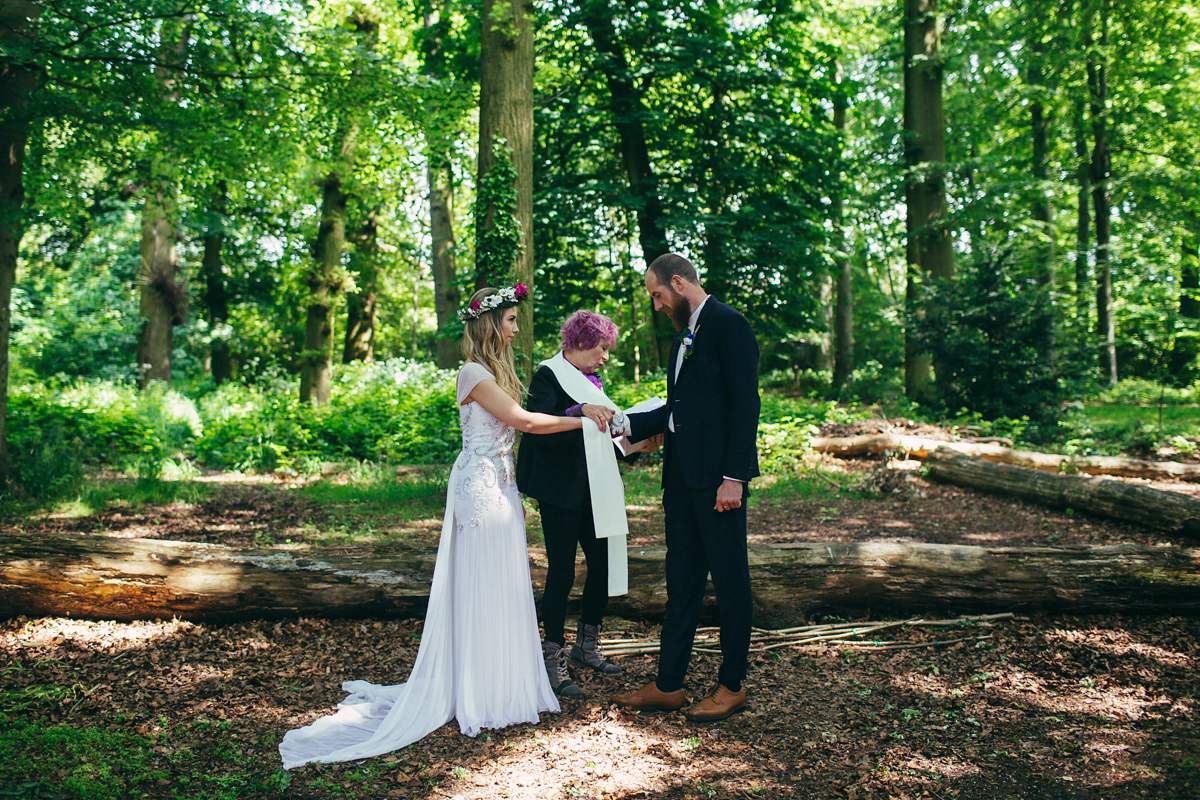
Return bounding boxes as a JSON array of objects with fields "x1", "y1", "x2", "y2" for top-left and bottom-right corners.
[{"x1": 457, "y1": 283, "x2": 530, "y2": 321}]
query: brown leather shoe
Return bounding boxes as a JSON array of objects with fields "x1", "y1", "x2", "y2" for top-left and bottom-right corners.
[
  {"x1": 610, "y1": 681, "x2": 686, "y2": 712},
  {"x1": 684, "y1": 685, "x2": 747, "y2": 721}
]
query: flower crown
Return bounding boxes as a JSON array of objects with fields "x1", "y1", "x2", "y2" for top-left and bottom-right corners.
[{"x1": 457, "y1": 283, "x2": 530, "y2": 322}]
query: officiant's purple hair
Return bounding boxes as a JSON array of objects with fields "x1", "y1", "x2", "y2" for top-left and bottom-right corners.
[{"x1": 560, "y1": 310, "x2": 618, "y2": 352}]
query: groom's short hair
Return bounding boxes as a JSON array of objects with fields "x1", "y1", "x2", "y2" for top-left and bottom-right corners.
[{"x1": 648, "y1": 253, "x2": 699, "y2": 286}]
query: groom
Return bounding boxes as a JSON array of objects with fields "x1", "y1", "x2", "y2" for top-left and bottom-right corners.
[{"x1": 613, "y1": 253, "x2": 760, "y2": 721}]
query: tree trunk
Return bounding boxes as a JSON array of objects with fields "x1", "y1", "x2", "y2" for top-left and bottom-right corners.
[
  {"x1": 301, "y1": 160, "x2": 350, "y2": 404},
  {"x1": 3, "y1": 533, "x2": 1198, "y2": 623},
  {"x1": 582, "y1": 0, "x2": 669, "y2": 269},
  {"x1": 430, "y1": 156, "x2": 459, "y2": 368},
  {"x1": 200, "y1": 180, "x2": 232, "y2": 384},
  {"x1": 1085, "y1": 3, "x2": 1116, "y2": 386},
  {"x1": 831, "y1": 64, "x2": 854, "y2": 392},
  {"x1": 422, "y1": 5, "x2": 462, "y2": 370},
  {"x1": 1168, "y1": 221, "x2": 1199, "y2": 385},
  {"x1": 812, "y1": 434, "x2": 1200, "y2": 483},
  {"x1": 1028, "y1": 30, "x2": 1056, "y2": 368},
  {"x1": 137, "y1": 21, "x2": 190, "y2": 387},
  {"x1": 926, "y1": 448, "x2": 1200, "y2": 537},
  {"x1": 582, "y1": 1, "x2": 673, "y2": 361},
  {"x1": 477, "y1": 0, "x2": 534, "y2": 377},
  {"x1": 0, "y1": 0, "x2": 40, "y2": 487},
  {"x1": 301, "y1": 14, "x2": 376, "y2": 402},
  {"x1": 903, "y1": 0, "x2": 955, "y2": 401},
  {"x1": 1072, "y1": 98, "x2": 1090, "y2": 329},
  {"x1": 343, "y1": 207, "x2": 379, "y2": 363}
]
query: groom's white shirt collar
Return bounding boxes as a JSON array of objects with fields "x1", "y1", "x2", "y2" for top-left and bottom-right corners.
[{"x1": 687, "y1": 295, "x2": 710, "y2": 333}]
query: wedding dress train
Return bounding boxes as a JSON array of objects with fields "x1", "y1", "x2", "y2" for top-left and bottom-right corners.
[{"x1": 279, "y1": 362, "x2": 560, "y2": 769}]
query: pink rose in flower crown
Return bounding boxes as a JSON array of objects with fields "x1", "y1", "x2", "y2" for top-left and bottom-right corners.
[{"x1": 513, "y1": 282, "x2": 529, "y2": 300}]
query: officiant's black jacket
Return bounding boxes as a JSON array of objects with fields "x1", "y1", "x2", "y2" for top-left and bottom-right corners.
[
  {"x1": 516, "y1": 365, "x2": 636, "y2": 511},
  {"x1": 627, "y1": 297, "x2": 760, "y2": 490}
]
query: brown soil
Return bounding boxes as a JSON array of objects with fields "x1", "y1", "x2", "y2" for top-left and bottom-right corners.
[{"x1": 2, "y1": 457, "x2": 1198, "y2": 799}]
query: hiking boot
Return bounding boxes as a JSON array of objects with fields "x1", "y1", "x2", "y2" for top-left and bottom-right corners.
[
  {"x1": 569, "y1": 621, "x2": 624, "y2": 676},
  {"x1": 543, "y1": 640, "x2": 584, "y2": 697}
]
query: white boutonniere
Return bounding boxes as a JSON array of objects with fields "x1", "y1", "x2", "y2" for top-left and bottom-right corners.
[{"x1": 681, "y1": 325, "x2": 698, "y2": 360}]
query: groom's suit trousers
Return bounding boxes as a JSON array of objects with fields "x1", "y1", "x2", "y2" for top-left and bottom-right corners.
[{"x1": 654, "y1": 435, "x2": 753, "y2": 693}]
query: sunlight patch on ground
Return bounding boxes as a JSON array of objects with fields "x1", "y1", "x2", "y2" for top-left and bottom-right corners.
[
  {"x1": 961, "y1": 531, "x2": 1010, "y2": 542},
  {"x1": 13, "y1": 617, "x2": 193, "y2": 648},
  {"x1": 1044, "y1": 627, "x2": 1193, "y2": 668}
]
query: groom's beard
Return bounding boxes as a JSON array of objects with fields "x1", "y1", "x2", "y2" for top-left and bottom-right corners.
[{"x1": 666, "y1": 289, "x2": 692, "y2": 332}]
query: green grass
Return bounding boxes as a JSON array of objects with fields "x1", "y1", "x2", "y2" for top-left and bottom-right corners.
[
  {"x1": 0, "y1": 712, "x2": 292, "y2": 800},
  {"x1": 1064, "y1": 404, "x2": 1200, "y2": 456}
]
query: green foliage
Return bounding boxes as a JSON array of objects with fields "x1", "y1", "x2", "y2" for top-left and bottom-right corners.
[
  {"x1": 194, "y1": 359, "x2": 461, "y2": 471},
  {"x1": 1091, "y1": 378, "x2": 1200, "y2": 406},
  {"x1": 909, "y1": 254, "x2": 1064, "y2": 435},
  {"x1": 757, "y1": 394, "x2": 868, "y2": 476},
  {"x1": 474, "y1": 139, "x2": 522, "y2": 288}
]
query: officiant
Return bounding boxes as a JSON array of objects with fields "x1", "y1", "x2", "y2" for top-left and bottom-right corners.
[{"x1": 517, "y1": 310, "x2": 658, "y2": 698}]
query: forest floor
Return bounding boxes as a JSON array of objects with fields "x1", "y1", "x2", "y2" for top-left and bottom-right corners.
[{"x1": 2, "y1": 430, "x2": 1199, "y2": 800}]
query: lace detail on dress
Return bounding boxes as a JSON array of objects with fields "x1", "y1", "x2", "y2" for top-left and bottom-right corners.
[{"x1": 454, "y1": 393, "x2": 516, "y2": 530}]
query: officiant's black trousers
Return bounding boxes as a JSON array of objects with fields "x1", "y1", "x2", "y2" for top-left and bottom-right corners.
[
  {"x1": 655, "y1": 450, "x2": 753, "y2": 693},
  {"x1": 539, "y1": 498, "x2": 609, "y2": 647}
]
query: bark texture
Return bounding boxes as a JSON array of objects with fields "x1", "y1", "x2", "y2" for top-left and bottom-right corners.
[
  {"x1": 903, "y1": 0, "x2": 955, "y2": 400},
  {"x1": 477, "y1": 0, "x2": 534, "y2": 375},
  {"x1": 926, "y1": 448, "x2": 1200, "y2": 538},
  {"x1": 342, "y1": 208, "x2": 379, "y2": 363},
  {"x1": 0, "y1": 0, "x2": 40, "y2": 485},
  {"x1": 200, "y1": 181, "x2": 231, "y2": 384},
  {"x1": 137, "y1": 23, "x2": 190, "y2": 386},
  {"x1": 3, "y1": 534, "x2": 1198, "y2": 623}
]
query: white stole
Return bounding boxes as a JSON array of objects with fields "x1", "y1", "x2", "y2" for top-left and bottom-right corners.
[{"x1": 539, "y1": 352, "x2": 628, "y2": 597}]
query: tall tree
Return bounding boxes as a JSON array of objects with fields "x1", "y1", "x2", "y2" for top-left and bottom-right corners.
[
  {"x1": 477, "y1": 0, "x2": 533, "y2": 373},
  {"x1": 580, "y1": 0, "x2": 668, "y2": 268},
  {"x1": 0, "y1": 0, "x2": 40, "y2": 485},
  {"x1": 831, "y1": 61, "x2": 854, "y2": 393},
  {"x1": 1026, "y1": 0, "x2": 1056, "y2": 366},
  {"x1": 419, "y1": 1, "x2": 465, "y2": 369},
  {"x1": 343, "y1": 207, "x2": 380, "y2": 363},
  {"x1": 903, "y1": 0, "x2": 955, "y2": 401},
  {"x1": 1169, "y1": 218, "x2": 1200, "y2": 385},
  {"x1": 1072, "y1": 97, "x2": 1091, "y2": 329},
  {"x1": 200, "y1": 180, "x2": 231, "y2": 384},
  {"x1": 300, "y1": 10, "x2": 377, "y2": 404},
  {"x1": 1084, "y1": 0, "x2": 1116, "y2": 386},
  {"x1": 136, "y1": 18, "x2": 191, "y2": 386}
]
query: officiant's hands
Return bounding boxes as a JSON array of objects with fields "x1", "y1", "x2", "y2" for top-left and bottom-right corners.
[{"x1": 581, "y1": 403, "x2": 612, "y2": 431}]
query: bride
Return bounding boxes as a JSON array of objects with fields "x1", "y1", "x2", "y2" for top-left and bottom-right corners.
[{"x1": 279, "y1": 284, "x2": 612, "y2": 769}]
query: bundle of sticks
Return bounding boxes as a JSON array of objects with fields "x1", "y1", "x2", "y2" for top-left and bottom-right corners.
[{"x1": 600, "y1": 613, "x2": 1015, "y2": 656}]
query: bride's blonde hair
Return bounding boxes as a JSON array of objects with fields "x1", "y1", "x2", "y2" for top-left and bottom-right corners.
[{"x1": 459, "y1": 287, "x2": 523, "y2": 402}]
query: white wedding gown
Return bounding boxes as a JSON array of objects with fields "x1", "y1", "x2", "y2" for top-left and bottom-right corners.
[{"x1": 279, "y1": 362, "x2": 560, "y2": 769}]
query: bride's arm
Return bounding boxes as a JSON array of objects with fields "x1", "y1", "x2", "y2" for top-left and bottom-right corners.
[{"x1": 467, "y1": 379, "x2": 606, "y2": 433}]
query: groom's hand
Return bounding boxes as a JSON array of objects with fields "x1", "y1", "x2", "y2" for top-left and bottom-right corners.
[{"x1": 715, "y1": 479, "x2": 743, "y2": 513}]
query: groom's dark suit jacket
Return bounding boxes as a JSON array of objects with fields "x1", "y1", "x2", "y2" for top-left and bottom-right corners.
[
  {"x1": 516, "y1": 365, "x2": 635, "y2": 511},
  {"x1": 628, "y1": 297, "x2": 760, "y2": 489}
]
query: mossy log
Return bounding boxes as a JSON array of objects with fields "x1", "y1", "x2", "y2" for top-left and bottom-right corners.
[
  {"x1": 926, "y1": 447, "x2": 1200, "y2": 539},
  {"x1": 811, "y1": 434, "x2": 1200, "y2": 482},
  {"x1": 2, "y1": 532, "x2": 1198, "y2": 624}
]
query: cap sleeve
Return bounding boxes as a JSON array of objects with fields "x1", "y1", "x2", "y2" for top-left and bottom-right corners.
[{"x1": 456, "y1": 362, "x2": 496, "y2": 405}]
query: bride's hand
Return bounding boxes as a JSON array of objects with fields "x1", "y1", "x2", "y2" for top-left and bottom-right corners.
[{"x1": 581, "y1": 403, "x2": 610, "y2": 431}]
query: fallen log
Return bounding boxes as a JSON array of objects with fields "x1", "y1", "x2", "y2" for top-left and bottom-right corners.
[
  {"x1": 811, "y1": 434, "x2": 1200, "y2": 482},
  {"x1": 926, "y1": 448, "x2": 1200, "y2": 538},
  {"x1": 2, "y1": 532, "x2": 1198, "y2": 623}
]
